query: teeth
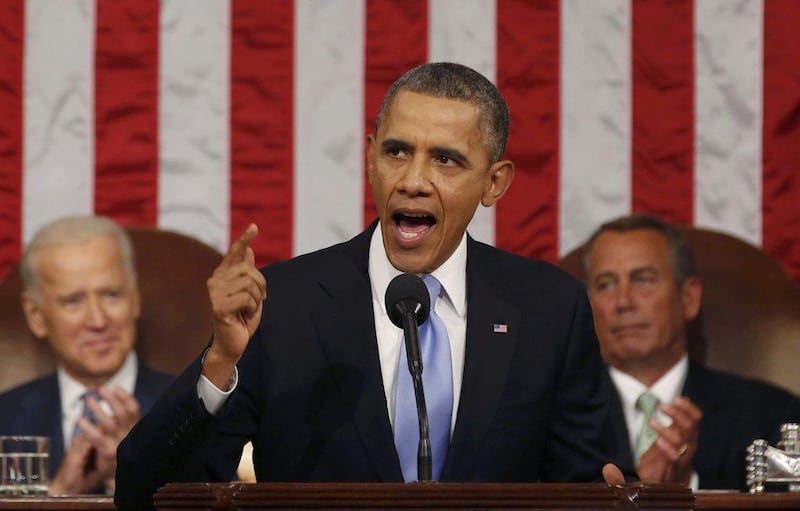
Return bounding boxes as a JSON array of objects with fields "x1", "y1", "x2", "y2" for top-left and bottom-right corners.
[{"x1": 399, "y1": 229, "x2": 421, "y2": 240}]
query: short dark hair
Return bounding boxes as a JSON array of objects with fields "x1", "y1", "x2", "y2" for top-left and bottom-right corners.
[
  {"x1": 375, "y1": 62, "x2": 510, "y2": 163},
  {"x1": 582, "y1": 213, "x2": 697, "y2": 286}
]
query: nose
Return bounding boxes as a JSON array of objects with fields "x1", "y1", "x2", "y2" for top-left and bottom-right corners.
[
  {"x1": 613, "y1": 281, "x2": 635, "y2": 312},
  {"x1": 84, "y1": 296, "x2": 109, "y2": 329},
  {"x1": 397, "y1": 155, "x2": 432, "y2": 197}
]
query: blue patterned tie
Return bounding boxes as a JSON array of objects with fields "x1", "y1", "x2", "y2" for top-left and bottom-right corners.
[
  {"x1": 72, "y1": 390, "x2": 100, "y2": 441},
  {"x1": 394, "y1": 274, "x2": 453, "y2": 481}
]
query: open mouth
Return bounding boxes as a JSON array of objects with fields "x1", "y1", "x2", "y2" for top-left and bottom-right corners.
[{"x1": 393, "y1": 212, "x2": 436, "y2": 240}]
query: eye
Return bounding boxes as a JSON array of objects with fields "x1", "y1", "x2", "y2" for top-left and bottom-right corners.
[
  {"x1": 59, "y1": 294, "x2": 84, "y2": 308},
  {"x1": 433, "y1": 152, "x2": 465, "y2": 169},
  {"x1": 593, "y1": 278, "x2": 615, "y2": 293},
  {"x1": 633, "y1": 274, "x2": 656, "y2": 286},
  {"x1": 103, "y1": 289, "x2": 124, "y2": 301},
  {"x1": 385, "y1": 145, "x2": 410, "y2": 159}
]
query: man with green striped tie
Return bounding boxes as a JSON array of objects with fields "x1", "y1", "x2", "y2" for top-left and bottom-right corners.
[{"x1": 583, "y1": 213, "x2": 800, "y2": 490}]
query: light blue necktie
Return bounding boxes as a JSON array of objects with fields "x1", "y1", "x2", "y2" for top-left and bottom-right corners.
[{"x1": 394, "y1": 274, "x2": 453, "y2": 482}]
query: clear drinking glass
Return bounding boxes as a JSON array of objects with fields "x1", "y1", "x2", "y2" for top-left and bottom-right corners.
[{"x1": 0, "y1": 436, "x2": 50, "y2": 495}]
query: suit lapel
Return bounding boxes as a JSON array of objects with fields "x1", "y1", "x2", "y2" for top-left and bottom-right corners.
[
  {"x1": 310, "y1": 226, "x2": 403, "y2": 482},
  {"x1": 605, "y1": 372, "x2": 634, "y2": 465},
  {"x1": 20, "y1": 376, "x2": 65, "y2": 471},
  {"x1": 443, "y1": 239, "x2": 521, "y2": 479},
  {"x1": 681, "y1": 364, "x2": 716, "y2": 407}
]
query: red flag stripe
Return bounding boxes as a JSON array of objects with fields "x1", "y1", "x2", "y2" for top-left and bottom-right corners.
[
  {"x1": 230, "y1": 0, "x2": 294, "y2": 266},
  {"x1": 363, "y1": 0, "x2": 429, "y2": 228},
  {"x1": 94, "y1": 0, "x2": 160, "y2": 226},
  {"x1": 763, "y1": 0, "x2": 800, "y2": 282},
  {"x1": 0, "y1": 0, "x2": 24, "y2": 273},
  {"x1": 631, "y1": 0, "x2": 694, "y2": 225},
  {"x1": 496, "y1": 0, "x2": 560, "y2": 261}
]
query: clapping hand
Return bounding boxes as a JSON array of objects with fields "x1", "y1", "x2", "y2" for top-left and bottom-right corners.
[
  {"x1": 48, "y1": 386, "x2": 141, "y2": 495},
  {"x1": 637, "y1": 396, "x2": 702, "y2": 485}
]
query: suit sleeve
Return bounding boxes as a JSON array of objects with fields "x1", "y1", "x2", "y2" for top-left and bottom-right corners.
[
  {"x1": 539, "y1": 286, "x2": 635, "y2": 482},
  {"x1": 115, "y1": 338, "x2": 262, "y2": 511}
]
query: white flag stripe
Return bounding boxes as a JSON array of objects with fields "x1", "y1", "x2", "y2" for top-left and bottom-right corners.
[
  {"x1": 294, "y1": 0, "x2": 365, "y2": 257},
  {"x1": 428, "y1": 0, "x2": 497, "y2": 246},
  {"x1": 23, "y1": 0, "x2": 95, "y2": 244},
  {"x1": 5, "y1": 0, "x2": 799, "y2": 284},
  {"x1": 694, "y1": 0, "x2": 763, "y2": 246},
  {"x1": 559, "y1": 0, "x2": 632, "y2": 256},
  {"x1": 158, "y1": 0, "x2": 231, "y2": 253}
]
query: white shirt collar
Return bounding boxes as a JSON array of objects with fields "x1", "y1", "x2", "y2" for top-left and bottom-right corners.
[
  {"x1": 609, "y1": 353, "x2": 689, "y2": 413},
  {"x1": 58, "y1": 351, "x2": 139, "y2": 412},
  {"x1": 369, "y1": 224, "x2": 467, "y2": 318}
]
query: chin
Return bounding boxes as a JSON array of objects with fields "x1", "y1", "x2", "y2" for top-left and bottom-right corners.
[
  {"x1": 391, "y1": 261, "x2": 426, "y2": 275},
  {"x1": 386, "y1": 251, "x2": 426, "y2": 274}
]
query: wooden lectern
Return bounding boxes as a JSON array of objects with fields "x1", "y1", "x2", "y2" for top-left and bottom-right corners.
[
  {"x1": 153, "y1": 482, "x2": 693, "y2": 510},
  {"x1": 5, "y1": 484, "x2": 800, "y2": 509}
]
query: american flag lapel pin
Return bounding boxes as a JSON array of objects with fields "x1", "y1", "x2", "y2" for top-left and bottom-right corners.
[{"x1": 493, "y1": 323, "x2": 508, "y2": 334}]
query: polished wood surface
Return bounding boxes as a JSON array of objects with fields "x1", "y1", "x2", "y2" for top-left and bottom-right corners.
[
  {"x1": 4, "y1": 486, "x2": 800, "y2": 510},
  {"x1": 0, "y1": 495, "x2": 114, "y2": 510},
  {"x1": 154, "y1": 482, "x2": 694, "y2": 510},
  {"x1": 695, "y1": 491, "x2": 800, "y2": 510}
]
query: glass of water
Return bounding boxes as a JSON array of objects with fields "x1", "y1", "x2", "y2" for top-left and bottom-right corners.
[{"x1": 0, "y1": 436, "x2": 49, "y2": 495}]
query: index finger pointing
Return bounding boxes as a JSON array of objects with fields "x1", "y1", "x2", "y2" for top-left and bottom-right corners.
[{"x1": 223, "y1": 223, "x2": 259, "y2": 266}]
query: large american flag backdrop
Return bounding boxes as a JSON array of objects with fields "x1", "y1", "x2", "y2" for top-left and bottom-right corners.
[{"x1": 1, "y1": 0, "x2": 799, "y2": 284}]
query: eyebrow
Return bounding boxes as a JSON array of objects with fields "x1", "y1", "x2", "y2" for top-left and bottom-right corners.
[
  {"x1": 630, "y1": 266, "x2": 659, "y2": 276},
  {"x1": 380, "y1": 138, "x2": 472, "y2": 167},
  {"x1": 591, "y1": 271, "x2": 617, "y2": 283},
  {"x1": 381, "y1": 138, "x2": 412, "y2": 152}
]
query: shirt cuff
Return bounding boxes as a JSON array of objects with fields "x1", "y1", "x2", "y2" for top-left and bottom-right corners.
[
  {"x1": 197, "y1": 367, "x2": 238, "y2": 414},
  {"x1": 690, "y1": 470, "x2": 699, "y2": 491}
]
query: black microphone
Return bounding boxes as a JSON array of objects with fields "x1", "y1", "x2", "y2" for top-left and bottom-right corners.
[{"x1": 385, "y1": 273, "x2": 432, "y2": 482}]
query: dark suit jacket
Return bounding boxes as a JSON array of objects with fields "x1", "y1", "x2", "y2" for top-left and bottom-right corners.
[
  {"x1": 607, "y1": 362, "x2": 800, "y2": 490},
  {"x1": 0, "y1": 362, "x2": 172, "y2": 476},
  {"x1": 116, "y1": 225, "x2": 629, "y2": 510}
]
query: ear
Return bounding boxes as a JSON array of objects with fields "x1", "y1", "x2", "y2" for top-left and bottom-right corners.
[
  {"x1": 481, "y1": 160, "x2": 514, "y2": 207},
  {"x1": 681, "y1": 276, "x2": 702, "y2": 321},
  {"x1": 21, "y1": 293, "x2": 49, "y2": 339},
  {"x1": 366, "y1": 135, "x2": 377, "y2": 186}
]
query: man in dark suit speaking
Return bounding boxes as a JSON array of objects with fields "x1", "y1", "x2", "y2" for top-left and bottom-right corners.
[{"x1": 115, "y1": 62, "x2": 627, "y2": 510}]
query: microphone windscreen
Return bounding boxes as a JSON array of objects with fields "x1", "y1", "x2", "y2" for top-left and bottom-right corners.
[{"x1": 385, "y1": 273, "x2": 430, "y2": 328}]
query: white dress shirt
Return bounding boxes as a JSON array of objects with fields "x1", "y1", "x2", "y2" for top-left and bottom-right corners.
[
  {"x1": 58, "y1": 351, "x2": 138, "y2": 449},
  {"x1": 368, "y1": 225, "x2": 467, "y2": 434},
  {"x1": 608, "y1": 354, "x2": 699, "y2": 489},
  {"x1": 199, "y1": 224, "x2": 469, "y2": 438},
  {"x1": 608, "y1": 354, "x2": 689, "y2": 451}
]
